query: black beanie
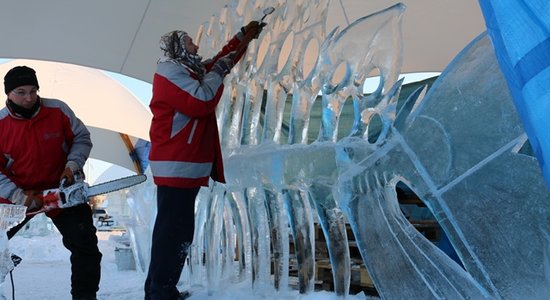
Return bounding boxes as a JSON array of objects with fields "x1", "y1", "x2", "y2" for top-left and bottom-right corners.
[{"x1": 4, "y1": 66, "x2": 40, "y2": 94}]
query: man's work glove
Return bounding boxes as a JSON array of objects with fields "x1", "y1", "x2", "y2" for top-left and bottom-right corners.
[
  {"x1": 241, "y1": 21, "x2": 264, "y2": 39},
  {"x1": 234, "y1": 21, "x2": 265, "y2": 56},
  {"x1": 212, "y1": 51, "x2": 237, "y2": 77},
  {"x1": 10, "y1": 189, "x2": 43, "y2": 211},
  {"x1": 60, "y1": 161, "x2": 80, "y2": 187}
]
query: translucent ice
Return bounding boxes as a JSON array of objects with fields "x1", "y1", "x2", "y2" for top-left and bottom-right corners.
[
  {"x1": 125, "y1": 1, "x2": 550, "y2": 299},
  {"x1": 0, "y1": 204, "x2": 26, "y2": 295}
]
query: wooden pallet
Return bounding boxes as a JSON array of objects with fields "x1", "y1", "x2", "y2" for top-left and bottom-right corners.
[{"x1": 315, "y1": 258, "x2": 375, "y2": 290}]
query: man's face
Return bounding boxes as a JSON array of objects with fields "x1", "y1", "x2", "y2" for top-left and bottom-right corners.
[
  {"x1": 183, "y1": 35, "x2": 199, "y2": 55},
  {"x1": 8, "y1": 85, "x2": 38, "y2": 109}
]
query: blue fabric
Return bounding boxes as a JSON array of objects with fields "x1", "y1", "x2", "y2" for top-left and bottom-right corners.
[
  {"x1": 133, "y1": 138, "x2": 151, "y2": 173},
  {"x1": 478, "y1": 0, "x2": 550, "y2": 189}
]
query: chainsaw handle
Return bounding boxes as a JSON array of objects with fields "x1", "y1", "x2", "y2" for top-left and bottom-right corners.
[
  {"x1": 26, "y1": 189, "x2": 61, "y2": 216},
  {"x1": 59, "y1": 178, "x2": 68, "y2": 205}
]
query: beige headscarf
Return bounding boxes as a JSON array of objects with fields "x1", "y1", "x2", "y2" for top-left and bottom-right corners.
[{"x1": 159, "y1": 30, "x2": 205, "y2": 77}]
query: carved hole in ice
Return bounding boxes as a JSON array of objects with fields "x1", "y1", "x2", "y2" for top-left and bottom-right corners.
[
  {"x1": 517, "y1": 139, "x2": 535, "y2": 157},
  {"x1": 337, "y1": 96, "x2": 355, "y2": 140},
  {"x1": 256, "y1": 31, "x2": 270, "y2": 69},
  {"x1": 330, "y1": 62, "x2": 346, "y2": 87},
  {"x1": 366, "y1": 113, "x2": 382, "y2": 143},
  {"x1": 278, "y1": 31, "x2": 294, "y2": 74},
  {"x1": 395, "y1": 181, "x2": 464, "y2": 268},
  {"x1": 302, "y1": 38, "x2": 319, "y2": 79},
  {"x1": 363, "y1": 69, "x2": 382, "y2": 94}
]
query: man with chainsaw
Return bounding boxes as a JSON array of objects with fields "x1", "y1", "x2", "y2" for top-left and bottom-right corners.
[
  {"x1": 145, "y1": 20, "x2": 264, "y2": 299},
  {"x1": 0, "y1": 66, "x2": 102, "y2": 300}
]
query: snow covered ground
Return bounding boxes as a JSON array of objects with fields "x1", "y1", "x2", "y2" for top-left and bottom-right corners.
[{"x1": 3, "y1": 230, "x2": 373, "y2": 300}]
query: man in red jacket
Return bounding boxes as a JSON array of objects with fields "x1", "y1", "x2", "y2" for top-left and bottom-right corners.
[
  {"x1": 145, "y1": 21, "x2": 264, "y2": 299},
  {"x1": 0, "y1": 66, "x2": 102, "y2": 300}
]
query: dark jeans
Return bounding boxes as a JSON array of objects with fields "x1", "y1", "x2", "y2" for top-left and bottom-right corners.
[
  {"x1": 144, "y1": 186, "x2": 199, "y2": 300},
  {"x1": 8, "y1": 204, "x2": 102, "y2": 299}
]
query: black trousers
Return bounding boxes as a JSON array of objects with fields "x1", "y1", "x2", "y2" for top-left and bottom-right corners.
[
  {"x1": 8, "y1": 204, "x2": 102, "y2": 299},
  {"x1": 144, "y1": 186, "x2": 199, "y2": 300}
]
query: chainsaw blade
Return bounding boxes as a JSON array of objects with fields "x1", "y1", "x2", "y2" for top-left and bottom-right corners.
[{"x1": 87, "y1": 174, "x2": 147, "y2": 197}]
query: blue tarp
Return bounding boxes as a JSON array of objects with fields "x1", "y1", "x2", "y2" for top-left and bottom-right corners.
[{"x1": 478, "y1": 1, "x2": 550, "y2": 190}]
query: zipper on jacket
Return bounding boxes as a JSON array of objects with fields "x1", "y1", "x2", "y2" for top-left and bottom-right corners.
[{"x1": 187, "y1": 119, "x2": 198, "y2": 144}]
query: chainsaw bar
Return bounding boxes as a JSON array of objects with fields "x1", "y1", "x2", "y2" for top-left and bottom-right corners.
[
  {"x1": 25, "y1": 174, "x2": 147, "y2": 216},
  {"x1": 87, "y1": 174, "x2": 147, "y2": 197}
]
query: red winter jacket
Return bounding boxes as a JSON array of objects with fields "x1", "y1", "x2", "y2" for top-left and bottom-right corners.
[
  {"x1": 0, "y1": 97, "x2": 92, "y2": 205},
  {"x1": 148, "y1": 34, "x2": 246, "y2": 188}
]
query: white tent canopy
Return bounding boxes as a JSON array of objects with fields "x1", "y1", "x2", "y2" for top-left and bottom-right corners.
[{"x1": 0, "y1": 1, "x2": 485, "y2": 82}]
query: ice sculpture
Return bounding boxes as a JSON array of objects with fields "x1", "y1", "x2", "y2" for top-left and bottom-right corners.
[
  {"x1": 0, "y1": 204, "x2": 26, "y2": 298},
  {"x1": 124, "y1": 168, "x2": 157, "y2": 274},
  {"x1": 373, "y1": 32, "x2": 550, "y2": 299},
  {"x1": 123, "y1": 0, "x2": 550, "y2": 299}
]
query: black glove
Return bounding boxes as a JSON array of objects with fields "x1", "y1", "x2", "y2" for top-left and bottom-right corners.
[
  {"x1": 212, "y1": 51, "x2": 236, "y2": 77},
  {"x1": 241, "y1": 21, "x2": 264, "y2": 39}
]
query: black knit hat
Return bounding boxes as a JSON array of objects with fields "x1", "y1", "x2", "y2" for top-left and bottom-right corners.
[{"x1": 4, "y1": 66, "x2": 40, "y2": 94}]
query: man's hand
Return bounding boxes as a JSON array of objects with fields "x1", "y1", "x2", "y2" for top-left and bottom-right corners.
[
  {"x1": 10, "y1": 189, "x2": 43, "y2": 211},
  {"x1": 60, "y1": 161, "x2": 80, "y2": 187},
  {"x1": 241, "y1": 21, "x2": 264, "y2": 40},
  {"x1": 23, "y1": 190, "x2": 43, "y2": 211}
]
